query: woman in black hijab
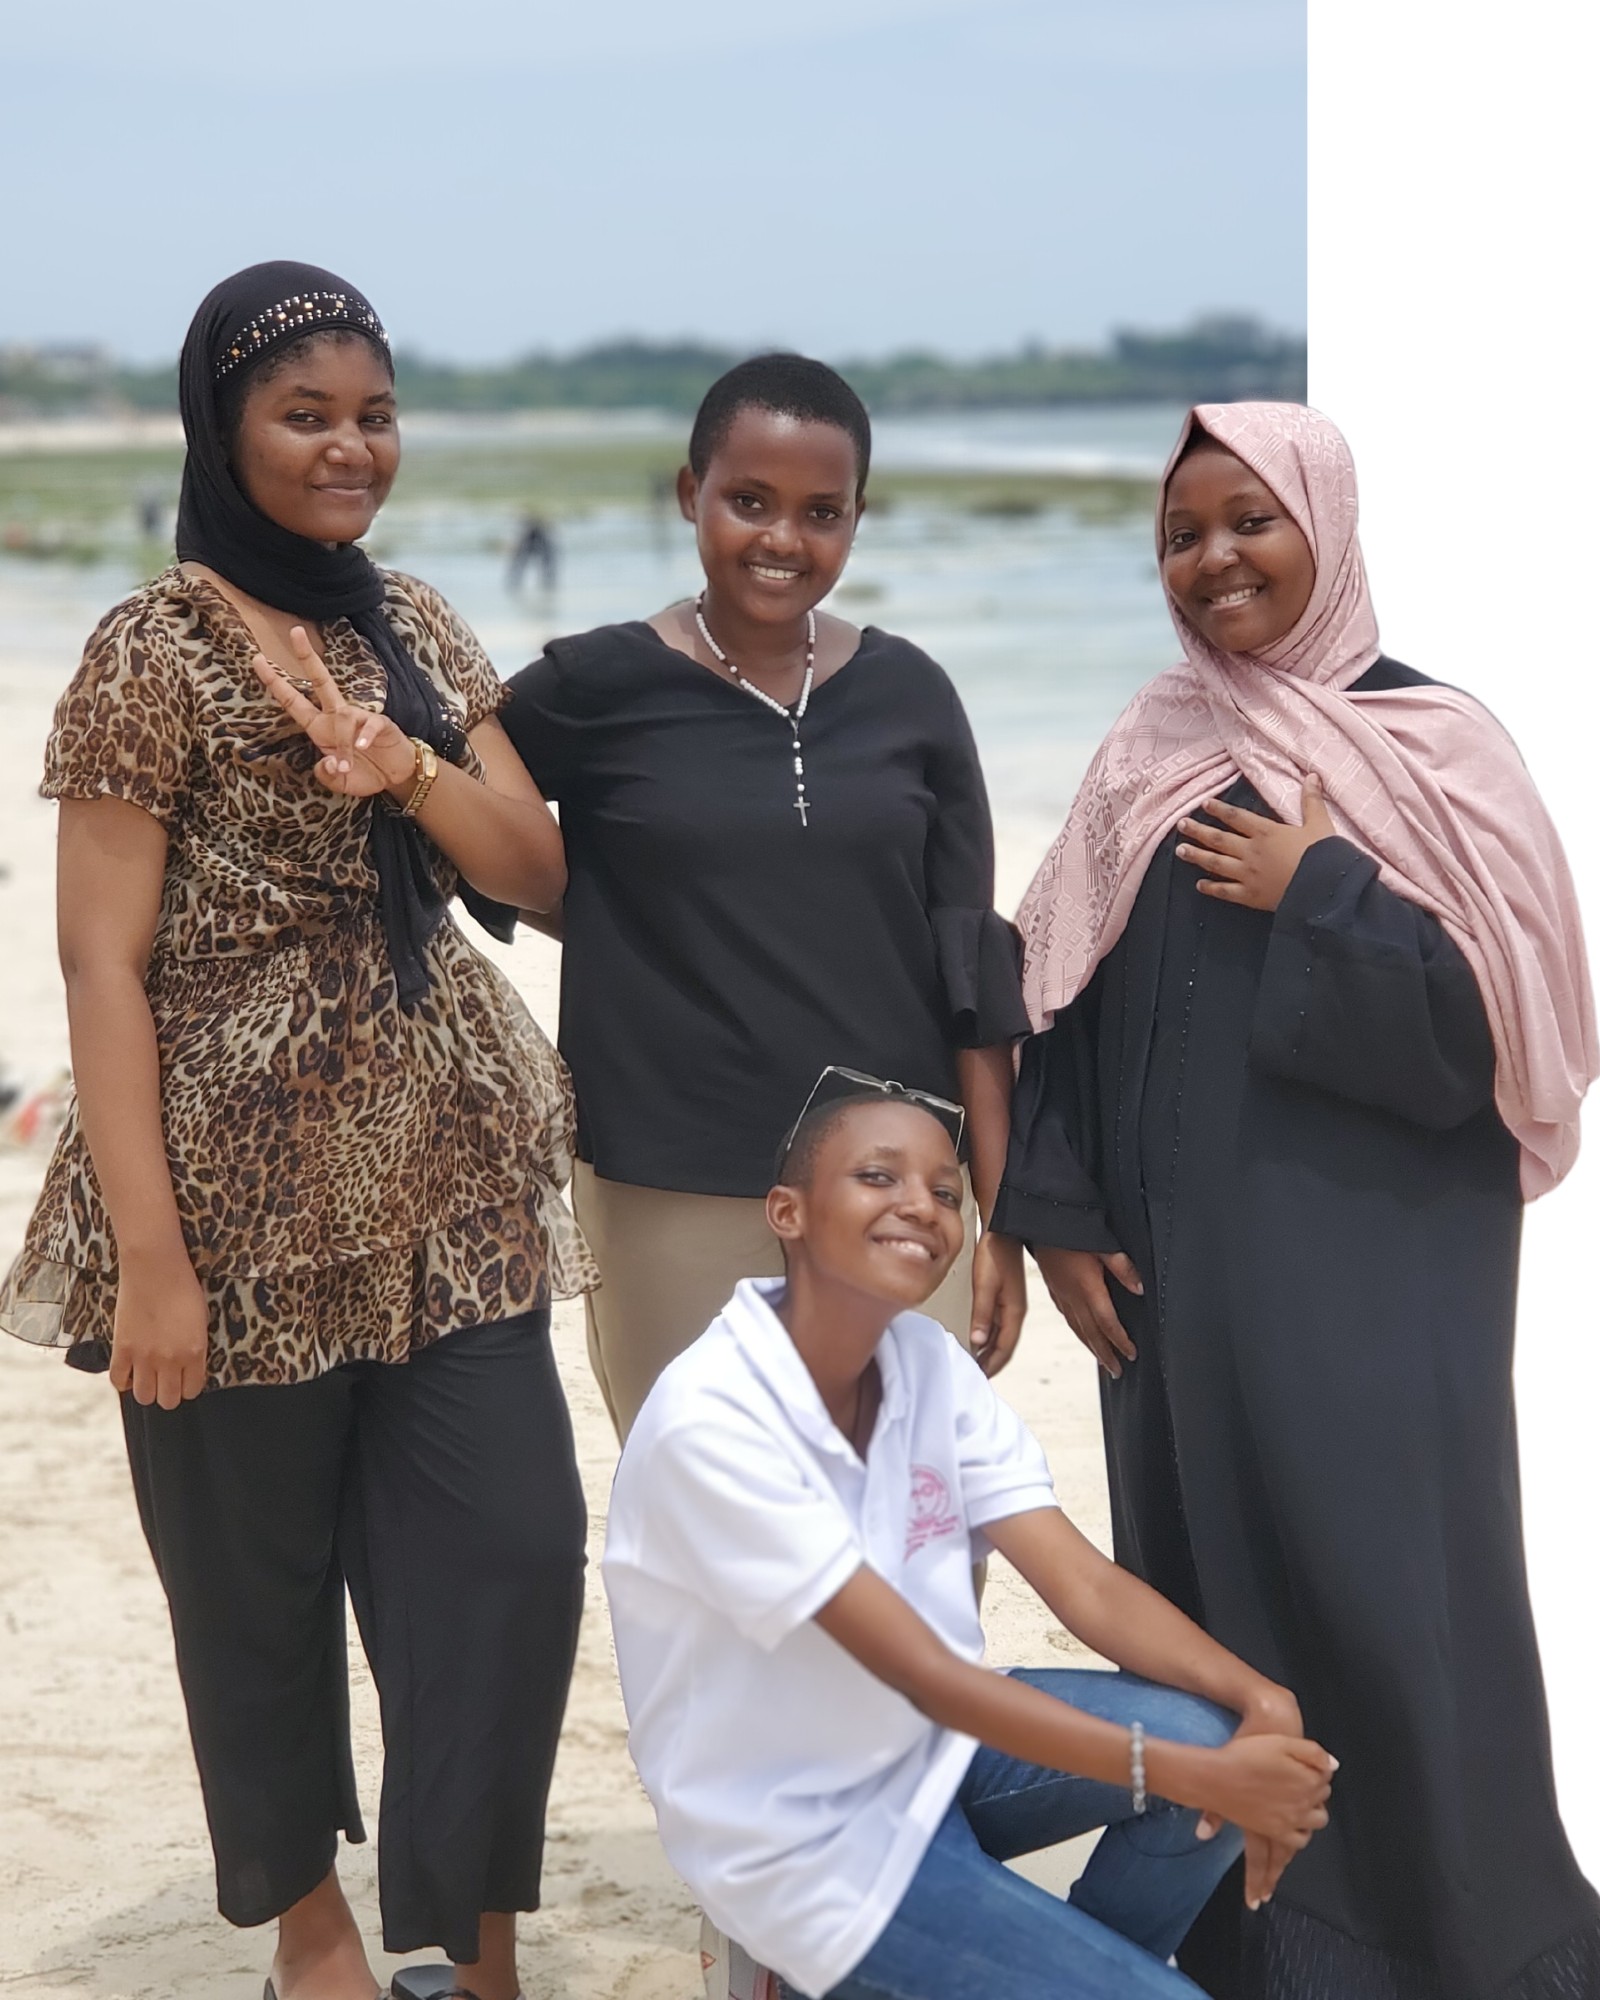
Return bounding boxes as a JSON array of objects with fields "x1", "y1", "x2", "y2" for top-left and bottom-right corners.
[{"x1": 0, "y1": 263, "x2": 594, "y2": 2000}]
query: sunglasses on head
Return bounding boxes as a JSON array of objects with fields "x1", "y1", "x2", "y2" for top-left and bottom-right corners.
[{"x1": 780, "y1": 1065, "x2": 967, "y2": 1163}]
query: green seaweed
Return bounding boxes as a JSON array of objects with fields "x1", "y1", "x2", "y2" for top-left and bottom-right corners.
[{"x1": 0, "y1": 436, "x2": 1155, "y2": 559}]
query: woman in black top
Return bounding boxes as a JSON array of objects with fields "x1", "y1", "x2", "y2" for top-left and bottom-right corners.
[{"x1": 502, "y1": 355, "x2": 1030, "y2": 1434}]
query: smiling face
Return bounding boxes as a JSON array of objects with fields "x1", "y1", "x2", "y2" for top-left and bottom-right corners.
[
  {"x1": 230, "y1": 331, "x2": 399, "y2": 545},
  {"x1": 1160, "y1": 435, "x2": 1317, "y2": 655},
  {"x1": 767, "y1": 1099, "x2": 965, "y2": 1311},
  {"x1": 679, "y1": 404, "x2": 863, "y2": 628}
]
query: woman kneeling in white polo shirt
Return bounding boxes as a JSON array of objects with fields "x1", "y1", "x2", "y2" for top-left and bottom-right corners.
[{"x1": 603, "y1": 1083, "x2": 1337, "y2": 2000}]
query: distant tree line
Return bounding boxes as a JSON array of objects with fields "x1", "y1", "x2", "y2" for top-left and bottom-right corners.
[
  {"x1": 833, "y1": 319, "x2": 1305, "y2": 412},
  {"x1": 0, "y1": 315, "x2": 1304, "y2": 419}
]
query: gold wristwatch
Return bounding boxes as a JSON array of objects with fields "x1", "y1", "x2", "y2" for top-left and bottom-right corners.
[{"x1": 399, "y1": 737, "x2": 439, "y2": 819}]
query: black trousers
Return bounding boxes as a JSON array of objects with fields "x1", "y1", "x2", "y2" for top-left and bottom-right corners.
[{"x1": 121, "y1": 1311, "x2": 586, "y2": 1964}]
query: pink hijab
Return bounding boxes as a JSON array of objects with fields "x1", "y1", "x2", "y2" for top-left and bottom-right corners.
[{"x1": 1013, "y1": 401, "x2": 1597, "y2": 1198}]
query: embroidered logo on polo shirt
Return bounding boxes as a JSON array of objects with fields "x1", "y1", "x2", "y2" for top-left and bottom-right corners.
[{"x1": 906, "y1": 1466, "x2": 961, "y2": 1556}]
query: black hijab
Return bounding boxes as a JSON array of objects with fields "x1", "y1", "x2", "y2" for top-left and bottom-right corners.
[{"x1": 176, "y1": 260, "x2": 508, "y2": 1009}]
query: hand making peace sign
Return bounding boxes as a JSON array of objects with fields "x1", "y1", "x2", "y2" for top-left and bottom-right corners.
[
  {"x1": 252, "y1": 624, "x2": 417, "y2": 799},
  {"x1": 1175, "y1": 774, "x2": 1339, "y2": 913}
]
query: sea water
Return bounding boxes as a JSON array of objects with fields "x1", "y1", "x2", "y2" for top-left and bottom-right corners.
[{"x1": 0, "y1": 404, "x2": 1191, "y2": 841}]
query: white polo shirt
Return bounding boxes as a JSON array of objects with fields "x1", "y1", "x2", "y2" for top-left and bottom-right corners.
[{"x1": 602, "y1": 1278, "x2": 1057, "y2": 1998}]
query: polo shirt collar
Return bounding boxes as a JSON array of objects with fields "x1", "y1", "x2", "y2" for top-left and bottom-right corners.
[{"x1": 726, "y1": 1279, "x2": 910, "y2": 1458}]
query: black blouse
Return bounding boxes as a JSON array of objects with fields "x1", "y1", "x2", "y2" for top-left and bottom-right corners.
[{"x1": 501, "y1": 622, "x2": 1028, "y2": 1196}]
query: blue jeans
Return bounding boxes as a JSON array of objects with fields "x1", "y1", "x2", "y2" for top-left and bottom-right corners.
[{"x1": 819, "y1": 1670, "x2": 1245, "y2": 2000}]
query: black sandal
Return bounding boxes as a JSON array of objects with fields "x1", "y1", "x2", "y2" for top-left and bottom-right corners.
[{"x1": 389, "y1": 1970, "x2": 526, "y2": 2000}]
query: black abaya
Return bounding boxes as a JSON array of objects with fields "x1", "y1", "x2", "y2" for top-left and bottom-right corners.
[{"x1": 992, "y1": 660, "x2": 1599, "y2": 1999}]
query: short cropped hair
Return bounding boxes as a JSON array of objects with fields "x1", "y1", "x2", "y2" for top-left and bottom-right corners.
[
  {"x1": 689, "y1": 353, "x2": 872, "y2": 496},
  {"x1": 771, "y1": 1088, "x2": 969, "y2": 1192}
]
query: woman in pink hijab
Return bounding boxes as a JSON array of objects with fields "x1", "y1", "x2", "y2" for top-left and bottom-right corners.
[{"x1": 992, "y1": 403, "x2": 1598, "y2": 2000}]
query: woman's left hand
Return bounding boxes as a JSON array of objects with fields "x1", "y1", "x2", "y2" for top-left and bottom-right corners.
[
  {"x1": 970, "y1": 1230, "x2": 1027, "y2": 1377},
  {"x1": 1176, "y1": 776, "x2": 1337, "y2": 913},
  {"x1": 253, "y1": 625, "x2": 416, "y2": 799}
]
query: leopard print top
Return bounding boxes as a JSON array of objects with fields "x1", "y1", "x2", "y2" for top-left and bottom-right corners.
[{"x1": 0, "y1": 566, "x2": 596, "y2": 1389}]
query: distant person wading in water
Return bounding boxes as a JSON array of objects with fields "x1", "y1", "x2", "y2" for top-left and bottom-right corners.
[
  {"x1": 508, "y1": 513, "x2": 557, "y2": 593},
  {"x1": 0, "y1": 261, "x2": 595, "y2": 2000}
]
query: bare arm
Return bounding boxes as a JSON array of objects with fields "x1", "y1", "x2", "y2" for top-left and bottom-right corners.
[
  {"x1": 813, "y1": 1550, "x2": 1332, "y2": 1861},
  {"x1": 987, "y1": 1505, "x2": 1321, "y2": 1905},
  {"x1": 57, "y1": 797, "x2": 209, "y2": 1407},
  {"x1": 957, "y1": 1043, "x2": 1027, "y2": 1375},
  {"x1": 987, "y1": 1506, "x2": 1290, "y2": 1723},
  {"x1": 408, "y1": 714, "x2": 566, "y2": 913},
  {"x1": 956, "y1": 1043, "x2": 1012, "y2": 1221},
  {"x1": 252, "y1": 632, "x2": 567, "y2": 912}
]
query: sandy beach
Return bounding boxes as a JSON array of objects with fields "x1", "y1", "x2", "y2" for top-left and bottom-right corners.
[{"x1": 0, "y1": 640, "x2": 1112, "y2": 2000}]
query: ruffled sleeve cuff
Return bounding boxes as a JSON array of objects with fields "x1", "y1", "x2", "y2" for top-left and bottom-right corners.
[
  {"x1": 457, "y1": 883, "x2": 519, "y2": 944},
  {"x1": 932, "y1": 907, "x2": 1032, "y2": 1047}
]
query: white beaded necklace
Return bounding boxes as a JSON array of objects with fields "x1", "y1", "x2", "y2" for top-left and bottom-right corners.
[{"x1": 694, "y1": 593, "x2": 816, "y2": 828}]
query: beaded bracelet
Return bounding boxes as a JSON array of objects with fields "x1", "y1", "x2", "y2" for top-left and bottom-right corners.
[{"x1": 1130, "y1": 1720, "x2": 1148, "y2": 1815}]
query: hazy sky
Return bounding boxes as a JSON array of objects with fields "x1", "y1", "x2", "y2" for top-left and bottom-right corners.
[{"x1": 3, "y1": 0, "x2": 1304, "y2": 364}]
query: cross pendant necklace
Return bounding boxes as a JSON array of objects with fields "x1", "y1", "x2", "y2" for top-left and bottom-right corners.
[{"x1": 694, "y1": 593, "x2": 816, "y2": 830}]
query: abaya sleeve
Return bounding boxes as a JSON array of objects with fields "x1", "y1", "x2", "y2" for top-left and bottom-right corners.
[
  {"x1": 991, "y1": 1001, "x2": 1124, "y2": 1255},
  {"x1": 1250, "y1": 836, "x2": 1498, "y2": 1130}
]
